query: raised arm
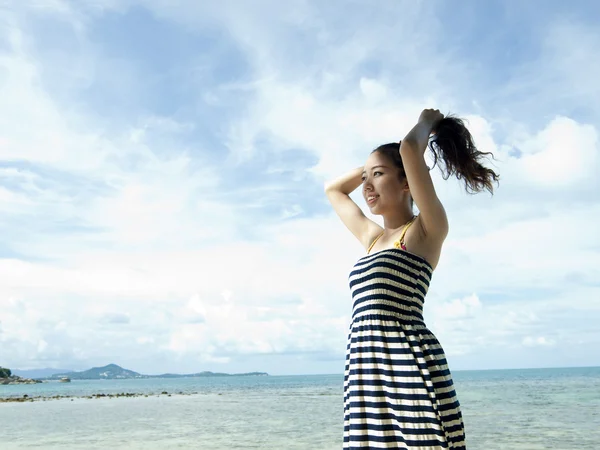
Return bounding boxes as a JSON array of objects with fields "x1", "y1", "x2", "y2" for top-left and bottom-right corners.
[
  {"x1": 400, "y1": 109, "x2": 449, "y2": 241},
  {"x1": 324, "y1": 167, "x2": 382, "y2": 250}
]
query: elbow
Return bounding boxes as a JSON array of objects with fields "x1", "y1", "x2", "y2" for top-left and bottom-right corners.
[
  {"x1": 324, "y1": 181, "x2": 339, "y2": 194},
  {"x1": 424, "y1": 216, "x2": 449, "y2": 241}
]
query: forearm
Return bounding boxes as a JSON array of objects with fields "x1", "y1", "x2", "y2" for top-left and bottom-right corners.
[
  {"x1": 400, "y1": 121, "x2": 433, "y2": 157},
  {"x1": 324, "y1": 166, "x2": 363, "y2": 195}
]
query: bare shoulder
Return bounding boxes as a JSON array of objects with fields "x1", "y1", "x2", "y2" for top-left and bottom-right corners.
[{"x1": 362, "y1": 221, "x2": 385, "y2": 251}]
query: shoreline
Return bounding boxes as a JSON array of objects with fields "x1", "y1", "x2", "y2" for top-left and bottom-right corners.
[{"x1": 0, "y1": 390, "x2": 205, "y2": 403}]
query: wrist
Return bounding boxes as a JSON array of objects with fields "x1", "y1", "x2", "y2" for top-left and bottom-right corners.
[
  {"x1": 404, "y1": 121, "x2": 432, "y2": 145},
  {"x1": 416, "y1": 119, "x2": 435, "y2": 134}
]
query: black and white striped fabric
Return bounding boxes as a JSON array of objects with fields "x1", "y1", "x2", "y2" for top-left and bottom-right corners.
[{"x1": 343, "y1": 248, "x2": 466, "y2": 449}]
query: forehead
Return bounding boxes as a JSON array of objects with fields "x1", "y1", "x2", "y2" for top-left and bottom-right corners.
[{"x1": 364, "y1": 151, "x2": 390, "y2": 169}]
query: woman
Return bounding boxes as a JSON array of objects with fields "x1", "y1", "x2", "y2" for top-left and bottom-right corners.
[{"x1": 325, "y1": 109, "x2": 499, "y2": 449}]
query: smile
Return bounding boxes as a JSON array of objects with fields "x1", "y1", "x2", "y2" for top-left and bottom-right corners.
[{"x1": 367, "y1": 195, "x2": 379, "y2": 204}]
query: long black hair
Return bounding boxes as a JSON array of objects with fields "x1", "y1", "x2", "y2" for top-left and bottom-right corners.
[{"x1": 373, "y1": 116, "x2": 499, "y2": 194}]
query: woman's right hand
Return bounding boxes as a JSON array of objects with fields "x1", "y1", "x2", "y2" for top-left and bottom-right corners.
[{"x1": 418, "y1": 108, "x2": 444, "y2": 131}]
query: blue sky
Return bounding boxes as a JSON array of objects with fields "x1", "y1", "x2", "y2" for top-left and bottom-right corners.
[{"x1": 1, "y1": 0, "x2": 599, "y2": 376}]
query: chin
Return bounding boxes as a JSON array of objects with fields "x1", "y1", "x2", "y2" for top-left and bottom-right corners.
[{"x1": 368, "y1": 204, "x2": 382, "y2": 215}]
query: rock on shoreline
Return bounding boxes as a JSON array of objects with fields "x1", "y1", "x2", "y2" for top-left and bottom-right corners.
[
  {"x1": 0, "y1": 391, "x2": 199, "y2": 403},
  {"x1": 0, "y1": 376, "x2": 42, "y2": 385}
]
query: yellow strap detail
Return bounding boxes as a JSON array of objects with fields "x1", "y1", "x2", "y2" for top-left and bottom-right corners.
[
  {"x1": 395, "y1": 215, "x2": 417, "y2": 248},
  {"x1": 367, "y1": 231, "x2": 385, "y2": 254}
]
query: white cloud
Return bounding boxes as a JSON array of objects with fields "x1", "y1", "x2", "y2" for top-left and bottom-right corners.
[
  {"x1": 359, "y1": 77, "x2": 388, "y2": 103},
  {"x1": 522, "y1": 336, "x2": 555, "y2": 347},
  {"x1": 542, "y1": 21, "x2": 600, "y2": 105},
  {"x1": 434, "y1": 294, "x2": 482, "y2": 320},
  {"x1": 518, "y1": 117, "x2": 598, "y2": 188},
  {"x1": 0, "y1": 26, "x2": 102, "y2": 170}
]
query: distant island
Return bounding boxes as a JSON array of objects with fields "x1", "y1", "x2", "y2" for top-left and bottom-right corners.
[
  {"x1": 43, "y1": 364, "x2": 269, "y2": 380},
  {"x1": 2, "y1": 364, "x2": 268, "y2": 381}
]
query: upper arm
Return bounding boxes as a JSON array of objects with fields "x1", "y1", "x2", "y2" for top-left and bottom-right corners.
[
  {"x1": 325, "y1": 189, "x2": 382, "y2": 250},
  {"x1": 400, "y1": 144, "x2": 449, "y2": 241}
]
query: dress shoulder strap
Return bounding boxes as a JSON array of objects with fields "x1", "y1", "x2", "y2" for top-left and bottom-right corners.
[
  {"x1": 367, "y1": 231, "x2": 385, "y2": 254},
  {"x1": 395, "y1": 215, "x2": 417, "y2": 250}
]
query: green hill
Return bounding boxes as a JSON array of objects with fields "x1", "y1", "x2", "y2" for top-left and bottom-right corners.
[
  {"x1": 49, "y1": 364, "x2": 268, "y2": 380},
  {"x1": 52, "y1": 364, "x2": 142, "y2": 380}
]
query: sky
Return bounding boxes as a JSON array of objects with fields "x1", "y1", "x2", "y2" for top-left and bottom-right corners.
[{"x1": 1, "y1": 0, "x2": 599, "y2": 376}]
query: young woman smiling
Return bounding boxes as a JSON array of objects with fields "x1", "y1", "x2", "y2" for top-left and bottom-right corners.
[{"x1": 325, "y1": 109, "x2": 499, "y2": 449}]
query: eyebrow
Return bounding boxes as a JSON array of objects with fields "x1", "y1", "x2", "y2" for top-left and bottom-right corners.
[{"x1": 362, "y1": 165, "x2": 389, "y2": 174}]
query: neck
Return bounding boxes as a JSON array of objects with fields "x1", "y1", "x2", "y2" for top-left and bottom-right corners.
[{"x1": 382, "y1": 208, "x2": 415, "y2": 231}]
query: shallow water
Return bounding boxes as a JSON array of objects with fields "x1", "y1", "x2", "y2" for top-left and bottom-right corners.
[{"x1": 1, "y1": 368, "x2": 599, "y2": 449}]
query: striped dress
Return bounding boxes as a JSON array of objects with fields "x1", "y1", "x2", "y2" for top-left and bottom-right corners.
[{"x1": 343, "y1": 246, "x2": 466, "y2": 449}]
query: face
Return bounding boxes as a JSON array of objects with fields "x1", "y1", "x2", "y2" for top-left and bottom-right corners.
[{"x1": 361, "y1": 151, "x2": 408, "y2": 214}]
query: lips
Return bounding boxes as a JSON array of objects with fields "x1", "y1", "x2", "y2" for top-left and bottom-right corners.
[{"x1": 366, "y1": 194, "x2": 379, "y2": 204}]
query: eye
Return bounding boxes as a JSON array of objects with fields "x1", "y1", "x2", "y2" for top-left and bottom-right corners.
[
  {"x1": 361, "y1": 176, "x2": 366, "y2": 182},
  {"x1": 374, "y1": 171, "x2": 383, "y2": 176}
]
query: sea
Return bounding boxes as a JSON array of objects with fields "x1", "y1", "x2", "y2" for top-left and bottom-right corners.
[{"x1": 1, "y1": 366, "x2": 599, "y2": 449}]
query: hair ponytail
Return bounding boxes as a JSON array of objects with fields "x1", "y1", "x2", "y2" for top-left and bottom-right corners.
[{"x1": 429, "y1": 116, "x2": 499, "y2": 194}]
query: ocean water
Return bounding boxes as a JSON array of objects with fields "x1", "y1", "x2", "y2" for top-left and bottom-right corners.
[{"x1": 1, "y1": 367, "x2": 599, "y2": 449}]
